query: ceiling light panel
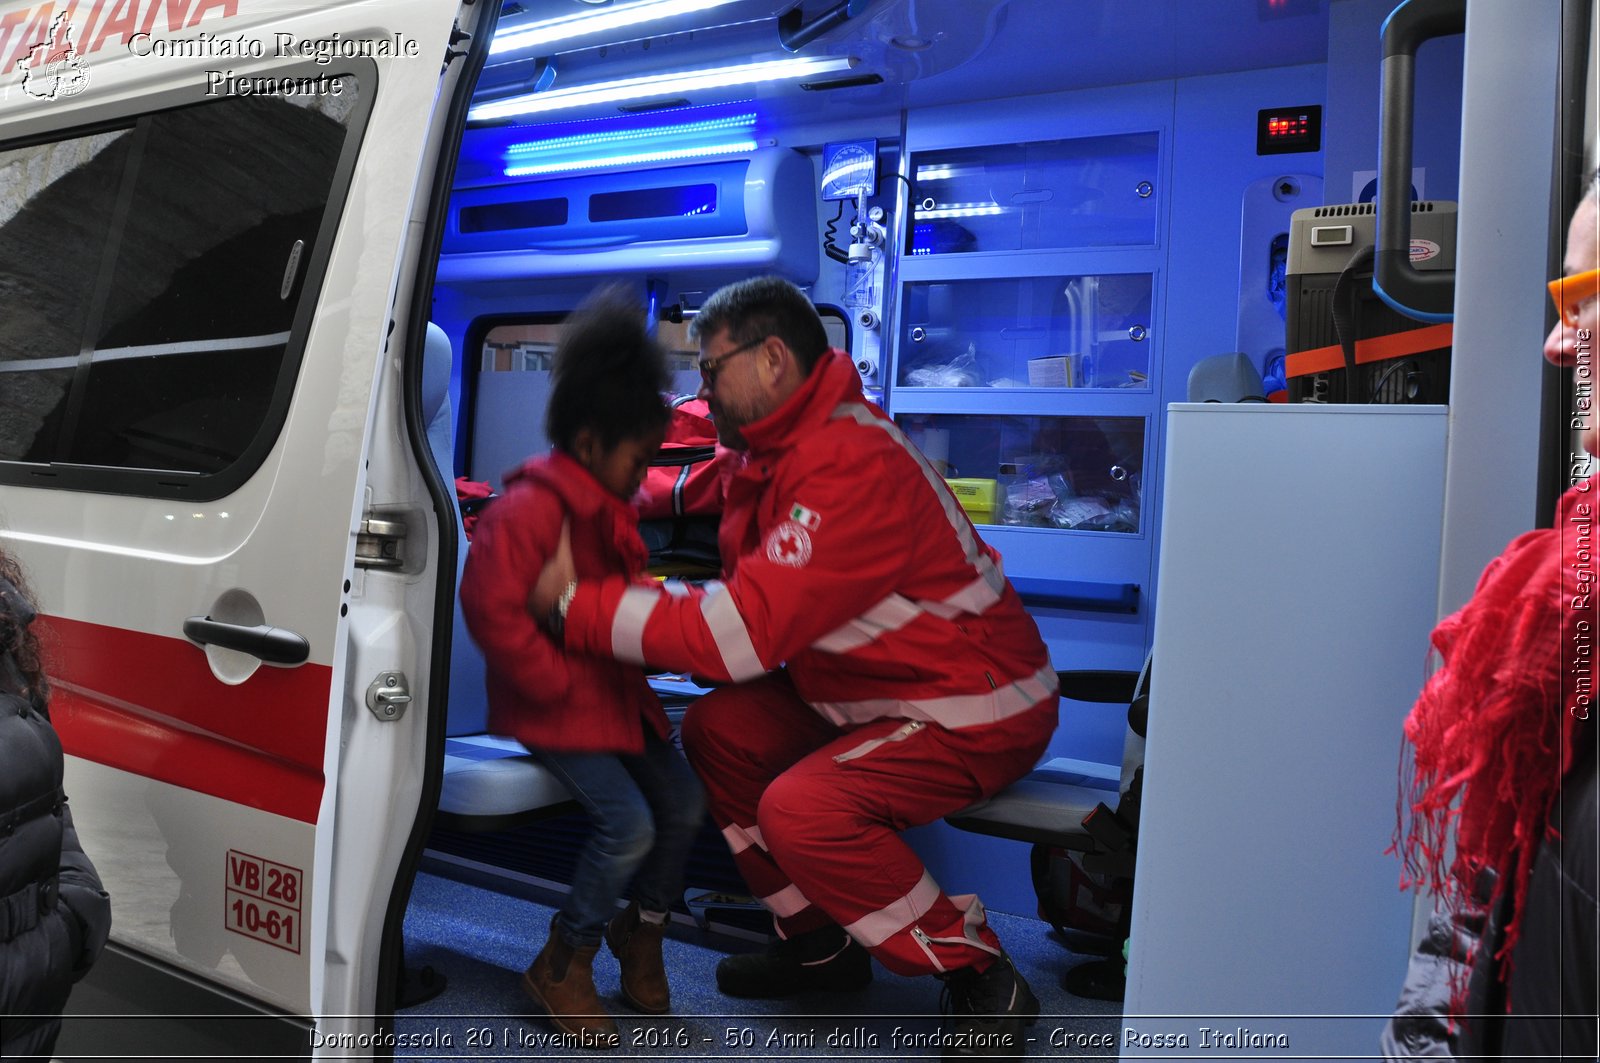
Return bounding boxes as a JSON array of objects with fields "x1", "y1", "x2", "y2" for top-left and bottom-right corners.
[
  {"x1": 492, "y1": 0, "x2": 745, "y2": 56},
  {"x1": 469, "y1": 55, "x2": 856, "y2": 121}
]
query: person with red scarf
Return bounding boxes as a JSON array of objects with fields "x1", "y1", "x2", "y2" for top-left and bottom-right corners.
[{"x1": 1384, "y1": 179, "x2": 1599, "y2": 1061}]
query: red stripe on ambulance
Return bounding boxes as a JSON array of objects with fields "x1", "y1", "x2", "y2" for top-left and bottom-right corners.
[{"x1": 40, "y1": 614, "x2": 333, "y2": 824}]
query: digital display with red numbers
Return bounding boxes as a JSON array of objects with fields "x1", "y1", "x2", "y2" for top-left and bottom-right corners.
[{"x1": 1257, "y1": 105, "x2": 1322, "y2": 155}]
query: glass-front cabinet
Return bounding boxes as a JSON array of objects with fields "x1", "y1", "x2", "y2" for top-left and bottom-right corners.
[
  {"x1": 890, "y1": 271, "x2": 1155, "y2": 539},
  {"x1": 907, "y1": 133, "x2": 1159, "y2": 254},
  {"x1": 897, "y1": 413, "x2": 1145, "y2": 533},
  {"x1": 897, "y1": 274, "x2": 1154, "y2": 391},
  {"x1": 884, "y1": 113, "x2": 1166, "y2": 755}
]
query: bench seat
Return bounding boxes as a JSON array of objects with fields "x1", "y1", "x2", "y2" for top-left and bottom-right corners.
[
  {"x1": 437, "y1": 734, "x2": 576, "y2": 832},
  {"x1": 945, "y1": 756, "x2": 1119, "y2": 849}
]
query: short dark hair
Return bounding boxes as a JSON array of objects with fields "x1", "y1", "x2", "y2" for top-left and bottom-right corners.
[
  {"x1": 690, "y1": 276, "x2": 829, "y2": 374},
  {"x1": 546, "y1": 285, "x2": 670, "y2": 452}
]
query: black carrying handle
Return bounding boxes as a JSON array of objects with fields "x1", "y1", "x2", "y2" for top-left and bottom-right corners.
[
  {"x1": 1375, "y1": 0, "x2": 1464, "y2": 322},
  {"x1": 184, "y1": 616, "x2": 310, "y2": 666}
]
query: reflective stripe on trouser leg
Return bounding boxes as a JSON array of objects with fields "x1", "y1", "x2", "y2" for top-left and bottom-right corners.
[
  {"x1": 753, "y1": 705, "x2": 1054, "y2": 977},
  {"x1": 839, "y1": 872, "x2": 1002, "y2": 976},
  {"x1": 679, "y1": 675, "x2": 843, "y2": 937}
]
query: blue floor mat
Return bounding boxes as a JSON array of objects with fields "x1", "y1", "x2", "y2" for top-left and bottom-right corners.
[{"x1": 397, "y1": 863, "x2": 1121, "y2": 1061}]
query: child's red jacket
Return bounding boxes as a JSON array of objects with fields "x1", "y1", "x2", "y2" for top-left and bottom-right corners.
[{"x1": 460, "y1": 450, "x2": 670, "y2": 754}]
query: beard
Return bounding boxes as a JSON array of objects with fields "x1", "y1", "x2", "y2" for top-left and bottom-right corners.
[{"x1": 709, "y1": 396, "x2": 760, "y2": 451}]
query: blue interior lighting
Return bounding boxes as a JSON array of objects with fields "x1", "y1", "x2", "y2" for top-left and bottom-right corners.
[
  {"x1": 506, "y1": 139, "x2": 759, "y2": 177},
  {"x1": 500, "y1": 105, "x2": 764, "y2": 178},
  {"x1": 506, "y1": 112, "x2": 757, "y2": 158}
]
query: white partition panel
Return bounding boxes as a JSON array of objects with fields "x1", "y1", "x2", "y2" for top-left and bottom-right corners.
[{"x1": 1122, "y1": 403, "x2": 1447, "y2": 1061}]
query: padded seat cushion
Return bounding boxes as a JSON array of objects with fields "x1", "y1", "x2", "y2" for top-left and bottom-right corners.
[
  {"x1": 945, "y1": 758, "x2": 1119, "y2": 848},
  {"x1": 1025, "y1": 756, "x2": 1119, "y2": 788},
  {"x1": 440, "y1": 734, "x2": 572, "y2": 817}
]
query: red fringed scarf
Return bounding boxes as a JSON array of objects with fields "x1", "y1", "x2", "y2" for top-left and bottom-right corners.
[{"x1": 1395, "y1": 477, "x2": 1595, "y2": 1000}]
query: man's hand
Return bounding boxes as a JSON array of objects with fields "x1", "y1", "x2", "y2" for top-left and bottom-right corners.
[{"x1": 529, "y1": 520, "x2": 576, "y2": 618}]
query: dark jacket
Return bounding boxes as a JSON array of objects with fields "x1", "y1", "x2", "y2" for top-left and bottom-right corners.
[
  {"x1": 1383, "y1": 726, "x2": 1598, "y2": 1061},
  {"x1": 0, "y1": 580, "x2": 112, "y2": 1062},
  {"x1": 460, "y1": 451, "x2": 670, "y2": 754}
]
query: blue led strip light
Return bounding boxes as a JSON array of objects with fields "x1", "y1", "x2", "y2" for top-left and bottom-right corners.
[
  {"x1": 505, "y1": 112, "x2": 757, "y2": 158},
  {"x1": 505, "y1": 138, "x2": 759, "y2": 177}
]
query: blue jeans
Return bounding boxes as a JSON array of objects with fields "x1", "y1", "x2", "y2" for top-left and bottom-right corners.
[{"x1": 530, "y1": 729, "x2": 706, "y2": 947}]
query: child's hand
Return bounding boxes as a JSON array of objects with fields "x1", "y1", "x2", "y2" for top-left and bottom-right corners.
[{"x1": 529, "y1": 520, "x2": 577, "y2": 618}]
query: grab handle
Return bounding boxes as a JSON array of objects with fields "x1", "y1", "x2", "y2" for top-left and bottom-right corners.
[
  {"x1": 778, "y1": 0, "x2": 869, "y2": 52},
  {"x1": 184, "y1": 616, "x2": 310, "y2": 666},
  {"x1": 1374, "y1": 0, "x2": 1464, "y2": 322}
]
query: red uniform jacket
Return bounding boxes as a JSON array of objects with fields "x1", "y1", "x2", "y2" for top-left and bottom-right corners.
[
  {"x1": 565, "y1": 351, "x2": 1058, "y2": 741},
  {"x1": 460, "y1": 451, "x2": 670, "y2": 754}
]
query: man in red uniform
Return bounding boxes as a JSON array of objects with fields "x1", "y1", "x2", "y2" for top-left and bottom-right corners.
[{"x1": 533, "y1": 276, "x2": 1058, "y2": 1056}]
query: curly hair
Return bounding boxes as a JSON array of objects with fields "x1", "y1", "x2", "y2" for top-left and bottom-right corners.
[
  {"x1": 0, "y1": 549, "x2": 49, "y2": 709},
  {"x1": 545, "y1": 285, "x2": 671, "y2": 453}
]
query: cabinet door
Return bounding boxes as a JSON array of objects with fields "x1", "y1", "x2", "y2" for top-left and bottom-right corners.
[
  {"x1": 897, "y1": 273, "x2": 1154, "y2": 391},
  {"x1": 907, "y1": 132, "x2": 1159, "y2": 255},
  {"x1": 896, "y1": 412, "x2": 1145, "y2": 534}
]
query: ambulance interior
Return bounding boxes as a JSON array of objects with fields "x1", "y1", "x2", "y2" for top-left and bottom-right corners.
[
  {"x1": 0, "y1": 0, "x2": 1584, "y2": 1052},
  {"x1": 385, "y1": 0, "x2": 1592, "y2": 1049}
]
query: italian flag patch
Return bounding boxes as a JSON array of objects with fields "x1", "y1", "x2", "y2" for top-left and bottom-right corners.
[{"x1": 789, "y1": 503, "x2": 822, "y2": 530}]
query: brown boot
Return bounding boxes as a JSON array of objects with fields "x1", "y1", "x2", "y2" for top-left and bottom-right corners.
[
  {"x1": 521, "y1": 918, "x2": 620, "y2": 1049},
  {"x1": 605, "y1": 902, "x2": 670, "y2": 1014}
]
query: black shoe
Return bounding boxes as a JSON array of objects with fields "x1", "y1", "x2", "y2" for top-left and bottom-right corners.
[
  {"x1": 715, "y1": 925, "x2": 873, "y2": 998},
  {"x1": 1062, "y1": 957, "x2": 1125, "y2": 1002},
  {"x1": 938, "y1": 953, "x2": 1040, "y2": 1059}
]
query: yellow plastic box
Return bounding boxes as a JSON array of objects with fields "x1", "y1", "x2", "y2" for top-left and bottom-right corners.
[{"x1": 944, "y1": 478, "x2": 998, "y2": 515}]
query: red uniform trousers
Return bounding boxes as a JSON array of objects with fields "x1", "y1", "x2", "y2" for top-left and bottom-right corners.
[{"x1": 680, "y1": 673, "x2": 1056, "y2": 977}]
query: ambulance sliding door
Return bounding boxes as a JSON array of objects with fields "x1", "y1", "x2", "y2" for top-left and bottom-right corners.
[{"x1": 0, "y1": 0, "x2": 468, "y2": 1053}]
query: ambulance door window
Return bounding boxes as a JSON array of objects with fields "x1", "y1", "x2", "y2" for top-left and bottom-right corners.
[
  {"x1": 0, "y1": 128, "x2": 137, "y2": 467},
  {"x1": 0, "y1": 79, "x2": 368, "y2": 498},
  {"x1": 469, "y1": 317, "x2": 567, "y2": 490}
]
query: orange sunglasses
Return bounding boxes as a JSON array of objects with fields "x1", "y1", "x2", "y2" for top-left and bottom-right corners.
[{"x1": 1548, "y1": 267, "x2": 1600, "y2": 327}]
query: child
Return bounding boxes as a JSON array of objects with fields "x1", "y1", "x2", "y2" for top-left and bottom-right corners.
[{"x1": 460, "y1": 287, "x2": 705, "y2": 1048}]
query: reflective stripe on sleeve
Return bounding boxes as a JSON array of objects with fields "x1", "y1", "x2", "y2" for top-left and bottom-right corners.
[
  {"x1": 811, "y1": 593, "x2": 924, "y2": 653},
  {"x1": 810, "y1": 665, "x2": 1058, "y2": 729},
  {"x1": 721, "y1": 822, "x2": 767, "y2": 855},
  {"x1": 611, "y1": 587, "x2": 660, "y2": 664},
  {"x1": 931, "y1": 563, "x2": 1005, "y2": 619},
  {"x1": 842, "y1": 870, "x2": 941, "y2": 947},
  {"x1": 701, "y1": 589, "x2": 766, "y2": 681}
]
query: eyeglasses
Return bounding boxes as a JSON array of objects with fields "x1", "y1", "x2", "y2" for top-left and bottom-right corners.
[
  {"x1": 1548, "y1": 267, "x2": 1600, "y2": 327},
  {"x1": 697, "y1": 336, "x2": 766, "y2": 386}
]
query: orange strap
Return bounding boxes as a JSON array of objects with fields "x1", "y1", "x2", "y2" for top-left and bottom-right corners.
[{"x1": 1286, "y1": 322, "x2": 1453, "y2": 378}]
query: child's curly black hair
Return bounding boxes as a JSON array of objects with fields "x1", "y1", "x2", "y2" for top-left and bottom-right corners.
[{"x1": 546, "y1": 285, "x2": 671, "y2": 453}]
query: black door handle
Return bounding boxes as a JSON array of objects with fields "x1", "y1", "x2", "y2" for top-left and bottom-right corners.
[{"x1": 183, "y1": 616, "x2": 310, "y2": 666}]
